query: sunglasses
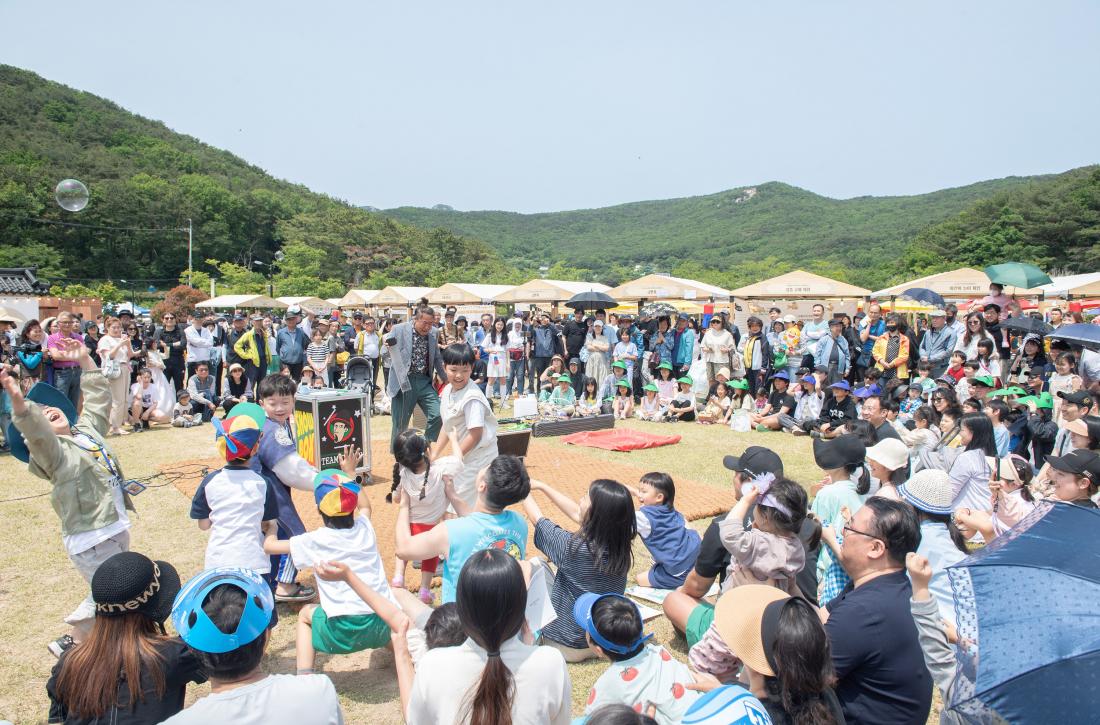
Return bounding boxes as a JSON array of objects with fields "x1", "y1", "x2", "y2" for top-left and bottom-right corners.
[{"x1": 163, "y1": 316, "x2": 175, "y2": 320}]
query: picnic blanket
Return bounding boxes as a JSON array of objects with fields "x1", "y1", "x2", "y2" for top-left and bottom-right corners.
[{"x1": 562, "y1": 428, "x2": 681, "y2": 451}]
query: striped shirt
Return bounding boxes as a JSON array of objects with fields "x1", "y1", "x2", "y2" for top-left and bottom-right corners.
[
  {"x1": 305, "y1": 342, "x2": 329, "y2": 367},
  {"x1": 534, "y1": 517, "x2": 627, "y2": 649}
]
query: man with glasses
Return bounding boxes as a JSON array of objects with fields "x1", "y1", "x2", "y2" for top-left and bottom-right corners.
[
  {"x1": 384, "y1": 304, "x2": 448, "y2": 447},
  {"x1": 824, "y1": 498, "x2": 931, "y2": 725},
  {"x1": 46, "y1": 311, "x2": 86, "y2": 407},
  {"x1": 185, "y1": 314, "x2": 215, "y2": 381}
]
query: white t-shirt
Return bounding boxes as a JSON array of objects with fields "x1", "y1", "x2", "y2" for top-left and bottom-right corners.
[
  {"x1": 162, "y1": 673, "x2": 343, "y2": 725},
  {"x1": 400, "y1": 455, "x2": 462, "y2": 524},
  {"x1": 289, "y1": 514, "x2": 396, "y2": 618},
  {"x1": 130, "y1": 383, "x2": 155, "y2": 408},
  {"x1": 408, "y1": 636, "x2": 571, "y2": 725},
  {"x1": 191, "y1": 467, "x2": 277, "y2": 575}
]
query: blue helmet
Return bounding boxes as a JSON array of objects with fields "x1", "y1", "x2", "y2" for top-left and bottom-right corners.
[{"x1": 171, "y1": 568, "x2": 273, "y2": 654}]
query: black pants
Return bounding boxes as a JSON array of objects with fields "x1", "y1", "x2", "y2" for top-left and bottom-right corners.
[
  {"x1": 245, "y1": 363, "x2": 265, "y2": 390},
  {"x1": 530, "y1": 356, "x2": 551, "y2": 391},
  {"x1": 192, "y1": 398, "x2": 219, "y2": 422},
  {"x1": 164, "y1": 361, "x2": 185, "y2": 394},
  {"x1": 284, "y1": 362, "x2": 304, "y2": 381}
]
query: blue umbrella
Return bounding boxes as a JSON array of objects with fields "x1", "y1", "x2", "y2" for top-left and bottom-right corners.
[
  {"x1": 1047, "y1": 322, "x2": 1100, "y2": 353},
  {"x1": 947, "y1": 501, "x2": 1100, "y2": 724},
  {"x1": 900, "y1": 287, "x2": 946, "y2": 308}
]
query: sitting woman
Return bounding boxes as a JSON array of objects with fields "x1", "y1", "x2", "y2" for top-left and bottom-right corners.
[
  {"x1": 47, "y1": 552, "x2": 206, "y2": 724},
  {"x1": 521, "y1": 478, "x2": 636, "y2": 662},
  {"x1": 539, "y1": 354, "x2": 567, "y2": 394},
  {"x1": 220, "y1": 362, "x2": 253, "y2": 416},
  {"x1": 407, "y1": 548, "x2": 572, "y2": 724}
]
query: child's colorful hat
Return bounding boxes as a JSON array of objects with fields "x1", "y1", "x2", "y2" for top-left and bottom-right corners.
[
  {"x1": 611, "y1": 360, "x2": 627, "y2": 370},
  {"x1": 643, "y1": 382, "x2": 659, "y2": 393},
  {"x1": 657, "y1": 361, "x2": 673, "y2": 370},
  {"x1": 314, "y1": 469, "x2": 361, "y2": 516},
  {"x1": 213, "y1": 403, "x2": 266, "y2": 462},
  {"x1": 8, "y1": 381, "x2": 79, "y2": 464},
  {"x1": 572, "y1": 593, "x2": 653, "y2": 655},
  {"x1": 1036, "y1": 392, "x2": 1054, "y2": 409},
  {"x1": 677, "y1": 376, "x2": 693, "y2": 386},
  {"x1": 727, "y1": 379, "x2": 749, "y2": 390},
  {"x1": 615, "y1": 379, "x2": 630, "y2": 389},
  {"x1": 801, "y1": 374, "x2": 817, "y2": 385},
  {"x1": 972, "y1": 375, "x2": 996, "y2": 388},
  {"x1": 557, "y1": 373, "x2": 572, "y2": 384}
]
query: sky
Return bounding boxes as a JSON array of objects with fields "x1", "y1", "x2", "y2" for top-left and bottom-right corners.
[{"x1": 2, "y1": 1, "x2": 1098, "y2": 213}]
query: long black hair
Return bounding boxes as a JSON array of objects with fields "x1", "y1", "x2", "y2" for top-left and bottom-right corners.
[
  {"x1": 389, "y1": 429, "x2": 430, "y2": 504},
  {"x1": 456, "y1": 549, "x2": 527, "y2": 725},
  {"x1": 916, "y1": 510, "x2": 969, "y2": 553},
  {"x1": 765, "y1": 598, "x2": 839, "y2": 725},
  {"x1": 961, "y1": 413, "x2": 997, "y2": 456},
  {"x1": 572, "y1": 480, "x2": 636, "y2": 577}
]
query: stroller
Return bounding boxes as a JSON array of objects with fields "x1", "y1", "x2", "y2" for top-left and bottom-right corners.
[{"x1": 344, "y1": 355, "x2": 389, "y2": 414}]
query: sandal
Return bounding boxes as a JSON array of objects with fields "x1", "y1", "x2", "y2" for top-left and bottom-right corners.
[{"x1": 274, "y1": 584, "x2": 316, "y2": 603}]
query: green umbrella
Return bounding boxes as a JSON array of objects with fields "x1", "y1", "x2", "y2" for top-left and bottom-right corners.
[{"x1": 984, "y1": 263, "x2": 1052, "y2": 290}]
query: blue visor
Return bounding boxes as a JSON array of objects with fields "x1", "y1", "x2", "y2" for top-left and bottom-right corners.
[{"x1": 572, "y1": 593, "x2": 652, "y2": 655}]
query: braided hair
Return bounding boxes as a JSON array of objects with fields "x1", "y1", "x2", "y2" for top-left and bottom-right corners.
[{"x1": 389, "y1": 429, "x2": 431, "y2": 503}]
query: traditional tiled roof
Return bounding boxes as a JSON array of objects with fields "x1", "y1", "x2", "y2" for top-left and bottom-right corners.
[{"x1": 0, "y1": 267, "x2": 49, "y2": 295}]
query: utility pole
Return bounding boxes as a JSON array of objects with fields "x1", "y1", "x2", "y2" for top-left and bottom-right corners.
[{"x1": 186, "y1": 218, "x2": 193, "y2": 287}]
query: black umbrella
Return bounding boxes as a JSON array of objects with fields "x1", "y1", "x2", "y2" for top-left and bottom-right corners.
[
  {"x1": 641, "y1": 301, "x2": 678, "y2": 318},
  {"x1": 1001, "y1": 316, "x2": 1054, "y2": 336},
  {"x1": 1047, "y1": 322, "x2": 1100, "y2": 352},
  {"x1": 565, "y1": 291, "x2": 618, "y2": 311},
  {"x1": 899, "y1": 287, "x2": 946, "y2": 307}
]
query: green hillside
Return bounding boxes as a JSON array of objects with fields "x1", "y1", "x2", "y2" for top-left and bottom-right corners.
[
  {"x1": 385, "y1": 174, "x2": 1071, "y2": 289},
  {"x1": 0, "y1": 65, "x2": 508, "y2": 297}
]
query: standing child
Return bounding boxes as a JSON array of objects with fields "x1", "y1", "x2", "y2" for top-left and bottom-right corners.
[
  {"x1": 636, "y1": 382, "x2": 665, "y2": 421},
  {"x1": 1048, "y1": 353, "x2": 1081, "y2": 421},
  {"x1": 172, "y1": 390, "x2": 202, "y2": 428},
  {"x1": 612, "y1": 379, "x2": 634, "y2": 420},
  {"x1": 575, "y1": 593, "x2": 701, "y2": 724},
  {"x1": 190, "y1": 403, "x2": 280, "y2": 618},
  {"x1": 631, "y1": 472, "x2": 702, "y2": 589},
  {"x1": 305, "y1": 328, "x2": 332, "y2": 385},
  {"x1": 2, "y1": 341, "x2": 135, "y2": 657},
  {"x1": 434, "y1": 343, "x2": 498, "y2": 509},
  {"x1": 613, "y1": 328, "x2": 638, "y2": 382},
  {"x1": 387, "y1": 429, "x2": 461, "y2": 604},
  {"x1": 264, "y1": 469, "x2": 403, "y2": 675}
]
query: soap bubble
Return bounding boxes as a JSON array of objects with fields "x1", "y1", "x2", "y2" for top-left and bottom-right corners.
[{"x1": 55, "y1": 179, "x2": 89, "y2": 212}]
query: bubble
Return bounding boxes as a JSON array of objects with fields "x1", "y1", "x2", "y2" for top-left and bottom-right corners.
[{"x1": 55, "y1": 179, "x2": 89, "y2": 212}]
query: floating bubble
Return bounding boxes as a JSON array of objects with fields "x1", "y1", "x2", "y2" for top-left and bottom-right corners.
[{"x1": 55, "y1": 179, "x2": 89, "y2": 212}]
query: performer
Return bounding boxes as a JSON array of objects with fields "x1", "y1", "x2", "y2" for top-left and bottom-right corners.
[
  {"x1": 384, "y1": 304, "x2": 447, "y2": 448},
  {"x1": 433, "y1": 343, "x2": 498, "y2": 508}
]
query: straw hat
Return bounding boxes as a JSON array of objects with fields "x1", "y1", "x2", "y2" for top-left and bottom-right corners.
[
  {"x1": 714, "y1": 585, "x2": 791, "y2": 677},
  {"x1": 898, "y1": 469, "x2": 954, "y2": 515}
]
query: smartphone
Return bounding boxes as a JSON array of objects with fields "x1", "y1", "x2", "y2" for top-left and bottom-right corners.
[{"x1": 123, "y1": 480, "x2": 147, "y2": 496}]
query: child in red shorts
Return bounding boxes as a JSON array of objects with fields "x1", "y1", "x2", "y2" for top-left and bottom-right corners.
[{"x1": 387, "y1": 429, "x2": 461, "y2": 604}]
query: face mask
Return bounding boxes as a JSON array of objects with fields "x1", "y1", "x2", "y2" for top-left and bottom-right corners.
[{"x1": 886, "y1": 325, "x2": 898, "y2": 332}]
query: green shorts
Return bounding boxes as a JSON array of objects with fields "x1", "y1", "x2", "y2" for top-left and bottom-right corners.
[
  {"x1": 311, "y1": 609, "x2": 390, "y2": 655},
  {"x1": 685, "y1": 601, "x2": 715, "y2": 648}
]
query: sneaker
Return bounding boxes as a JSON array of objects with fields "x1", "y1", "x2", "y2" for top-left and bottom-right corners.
[
  {"x1": 48, "y1": 634, "x2": 75, "y2": 658},
  {"x1": 755, "y1": 424, "x2": 769, "y2": 432},
  {"x1": 791, "y1": 428, "x2": 809, "y2": 437}
]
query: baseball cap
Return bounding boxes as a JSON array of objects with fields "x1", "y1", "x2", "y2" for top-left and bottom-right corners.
[
  {"x1": 723, "y1": 446, "x2": 784, "y2": 478},
  {"x1": 1058, "y1": 390, "x2": 1094, "y2": 408},
  {"x1": 829, "y1": 380, "x2": 851, "y2": 392},
  {"x1": 1044, "y1": 449, "x2": 1100, "y2": 481},
  {"x1": 572, "y1": 593, "x2": 652, "y2": 655},
  {"x1": 657, "y1": 361, "x2": 673, "y2": 370},
  {"x1": 286, "y1": 304, "x2": 302, "y2": 317},
  {"x1": 801, "y1": 374, "x2": 817, "y2": 385},
  {"x1": 770, "y1": 370, "x2": 790, "y2": 381},
  {"x1": 314, "y1": 469, "x2": 361, "y2": 517},
  {"x1": 828, "y1": 318, "x2": 843, "y2": 327},
  {"x1": 249, "y1": 313, "x2": 263, "y2": 321},
  {"x1": 971, "y1": 375, "x2": 996, "y2": 388},
  {"x1": 352, "y1": 311, "x2": 364, "y2": 320},
  {"x1": 929, "y1": 309, "x2": 946, "y2": 317},
  {"x1": 614, "y1": 379, "x2": 629, "y2": 388},
  {"x1": 812, "y1": 434, "x2": 866, "y2": 471},
  {"x1": 233, "y1": 313, "x2": 246, "y2": 321}
]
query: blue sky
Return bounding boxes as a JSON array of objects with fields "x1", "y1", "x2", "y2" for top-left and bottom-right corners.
[{"x1": 2, "y1": 1, "x2": 1097, "y2": 213}]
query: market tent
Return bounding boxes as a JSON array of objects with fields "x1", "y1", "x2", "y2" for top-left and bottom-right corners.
[
  {"x1": 608, "y1": 299, "x2": 709, "y2": 315},
  {"x1": 325, "y1": 298, "x2": 344, "y2": 307},
  {"x1": 372, "y1": 286, "x2": 434, "y2": 306},
  {"x1": 492, "y1": 279, "x2": 610, "y2": 304},
  {"x1": 277, "y1": 296, "x2": 333, "y2": 314},
  {"x1": 337, "y1": 289, "x2": 381, "y2": 308},
  {"x1": 429, "y1": 283, "x2": 515, "y2": 305},
  {"x1": 196, "y1": 294, "x2": 286, "y2": 309},
  {"x1": 1039, "y1": 273, "x2": 1100, "y2": 298},
  {"x1": 609, "y1": 274, "x2": 731, "y2": 302},
  {"x1": 872, "y1": 267, "x2": 1025, "y2": 299},
  {"x1": 731, "y1": 270, "x2": 869, "y2": 299}
]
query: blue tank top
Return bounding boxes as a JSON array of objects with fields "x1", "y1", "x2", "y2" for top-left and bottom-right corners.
[
  {"x1": 442, "y1": 511, "x2": 528, "y2": 603},
  {"x1": 640, "y1": 504, "x2": 701, "y2": 575}
]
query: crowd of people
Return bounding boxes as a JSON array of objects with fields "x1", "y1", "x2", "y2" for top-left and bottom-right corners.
[{"x1": 2, "y1": 288, "x2": 1098, "y2": 725}]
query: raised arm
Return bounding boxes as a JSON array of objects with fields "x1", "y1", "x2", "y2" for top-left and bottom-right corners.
[{"x1": 531, "y1": 479, "x2": 582, "y2": 524}]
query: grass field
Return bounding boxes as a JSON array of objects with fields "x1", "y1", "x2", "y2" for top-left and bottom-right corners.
[{"x1": 0, "y1": 413, "x2": 933, "y2": 724}]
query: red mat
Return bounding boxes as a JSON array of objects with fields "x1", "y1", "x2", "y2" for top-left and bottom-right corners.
[{"x1": 562, "y1": 428, "x2": 682, "y2": 451}]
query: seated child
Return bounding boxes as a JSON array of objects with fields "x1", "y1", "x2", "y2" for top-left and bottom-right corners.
[
  {"x1": 264, "y1": 469, "x2": 401, "y2": 674},
  {"x1": 689, "y1": 476, "x2": 808, "y2": 683},
  {"x1": 853, "y1": 367, "x2": 882, "y2": 398},
  {"x1": 2, "y1": 341, "x2": 135, "y2": 655},
  {"x1": 945, "y1": 350, "x2": 967, "y2": 382},
  {"x1": 635, "y1": 382, "x2": 665, "y2": 421},
  {"x1": 575, "y1": 593, "x2": 701, "y2": 725},
  {"x1": 898, "y1": 383, "x2": 924, "y2": 420},
  {"x1": 387, "y1": 429, "x2": 461, "y2": 604},
  {"x1": 129, "y1": 368, "x2": 168, "y2": 430},
  {"x1": 172, "y1": 390, "x2": 203, "y2": 428},
  {"x1": 540, "y1": 373, "x2": 577, "y2": 417},
  {"x1": 653, "y1": 361, "x2": 677, "y2": 405},
  {"x1": 751, "y1": 387, "x2": 769, "y2": 416},
  {"x1": 697, "y1": 380, "x2": 732, "y2": 425},
  {"x1": 665, "y1": 377, "x2": 697, "y2": 422},
  {"x1": 190, "y1": 403, "x2": 280, "y2": 622},
  {"x1": 575, "y1": 376, "x2": 602, "y2": 417},
  {"x1": 165, "y1": 568, "x2": 344, "y2": 724},
  {"x1": 631, "y1": 473, "x2": 701, "y2": 589},
  {"x1": 612, "y1": 379, "x2": 634, "y2": 420}
]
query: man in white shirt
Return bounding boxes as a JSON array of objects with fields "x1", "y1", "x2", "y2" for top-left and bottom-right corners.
[
  {"x1": 185, "y1": 314, "x2": 214, "y2": 379},
  {"x1": 800, "y1": 303, "x2": 830, "y2": 368}
]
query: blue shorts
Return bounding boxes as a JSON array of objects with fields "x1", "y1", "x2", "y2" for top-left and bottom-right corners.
[{"x1": 647, "y1": 561, "x2": 689, "y2": 589}]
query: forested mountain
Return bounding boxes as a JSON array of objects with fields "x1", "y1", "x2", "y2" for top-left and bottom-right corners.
[
  {"x1": 384, "y1": 172, "x2": 1085, "y2": 290},
  {"x1": 0, "y1": 65, "x2": 510, "y2": 297}
]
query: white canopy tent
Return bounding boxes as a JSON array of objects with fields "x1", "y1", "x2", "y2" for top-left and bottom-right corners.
[
  {"x1": 195, "y1": 294, "x2": 286, "y2": 309},
  {"x1": 277, "y1": 296, "x2": 334, "y2": 314},
  {"x1": 1039, "y1": 273, "x2": 1100, "y2": 298},
  {"x1": 610, "y1": 274, "x2": 731, "y2": 302},
  {"x1": 492, "y1": 279, "x2": 610, "y2": 304},
  {"x1": 337, "y1": 289, "x2": 381, "y2": 308},
  {"x1": 429, "y1": 283, "x2": 515, "y2": 305}
]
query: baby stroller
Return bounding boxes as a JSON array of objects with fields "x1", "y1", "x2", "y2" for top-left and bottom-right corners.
[{"x1": 344, "y1": 355, "x2": 389, "y2": 414}]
